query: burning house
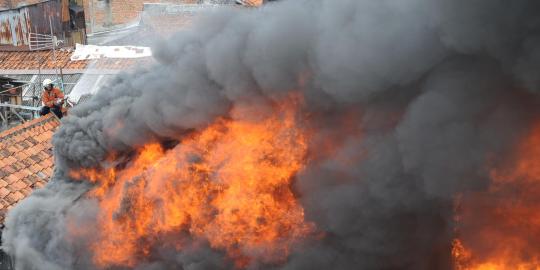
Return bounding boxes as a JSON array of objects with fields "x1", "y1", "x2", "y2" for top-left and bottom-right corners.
[{"x1": 1, "y1": 0, "x2": 540, "y2": 270}]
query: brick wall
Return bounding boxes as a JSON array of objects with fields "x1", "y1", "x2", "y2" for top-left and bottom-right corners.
[{"x1": 83, "y1": 0, "x2": 197, "y2": 33}]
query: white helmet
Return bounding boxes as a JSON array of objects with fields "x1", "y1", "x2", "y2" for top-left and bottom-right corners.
[{"x1": 42, "y1": 79, "x2": 53, "y2": 88}]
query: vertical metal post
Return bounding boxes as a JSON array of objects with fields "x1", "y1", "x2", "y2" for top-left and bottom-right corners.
[
  {"x1": 49, "y1": 16, "x2": 58, "y2": 78},
  {"x1": 60, "y1": 67, "x2": 65, "y2": 92},
  {"x1": 37, "y1": 57, "x2": 42, "y2": 105},
  {"x1": 35, "y1": 26, "x2": 41, "y2": 120},
  {"x1": 49, "y1": 16, "x2": 65, "y2": 92},
  {"x1": 0, "y1": 108, "x2": 6, "y2": 127}
]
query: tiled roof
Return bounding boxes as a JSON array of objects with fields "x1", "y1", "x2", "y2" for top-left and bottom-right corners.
[
  {"x1": 0, "y1": 49, "x2": 82, "y2": 70},
  {"x1": 0, "y1": 113, "x2": 59, "y2": 223},
  {"x1": 0, "y1": 48, "x2": 154, "y2": 73}
]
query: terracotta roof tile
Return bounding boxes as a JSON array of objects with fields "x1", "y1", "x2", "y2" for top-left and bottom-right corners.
[
  {"x1": 10, "y1": 180, "x2": 26, "y2": 192},
  {"x1": 0, "y1": 200, "x2": 8, "y2": 210},
  {"x1": 6, "y1": 185, "x2": 17, "y2": 193},
  {"x1": 0, "y1": 188, "x2": 9, "y2": 199},
  {"x1": 24, "y1": 148, "x2": 36, "y2": 157},
  {"x1": 12, "y1": 162, "x2": 25, "y2": 171},
  {"x1": 21, "y1": 177, "x2": 32, "y2": 187},
  {"x1": 44, "y1": 167, "x2": 53, "y2": 176},
  {"x1": 22, "y1": 158, "x2": 35, "y2": 166},
  {"x1": 6, "y1": 191, "x2": 24, "y2": 204},
  {"x1": 20, "y1": 187, "x2": 32, "y2": 197},
  {"x1": 29, "y1": 164, "x2": 42, "y2": 174},
  {"x1": 0, "y1": 114, "x2": 60, "y2": 223},
  {"x1": 37, "y1": 151, "x2": 49, "y2": 161},
  {"x1": 34, "y1": 181, "x2": 45, "y2": 189},
  {"x1": 6, "y1": 174, "x2": 18, "y2": 185},
  {"x1": 15, "y1": 151, "x2": 27, "y2": 161},
  {"x1": 15, "y1": 170, "x2": 25, "y2": 180},
  {"x1": 43, "y1": 158, "x2": 54, "y2": 168},
  {"x1": 4, "y1": 166, "x2": 15, "y2": 174},
  {"x1": 36, "y1": 171, "x2": 48, "y2": 180}
]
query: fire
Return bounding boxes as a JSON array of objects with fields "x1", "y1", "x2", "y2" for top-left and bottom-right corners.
[
  {"x1": 69, "y1": 97, "x2": 315, "y2": 268},
  {"x1": 452, "y1": 123, "x2": 540, "y2": 270}
]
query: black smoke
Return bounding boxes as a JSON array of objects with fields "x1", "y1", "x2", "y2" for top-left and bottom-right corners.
[{"x1": 4, "y1": 0, "x2": 540, "y2": 269}]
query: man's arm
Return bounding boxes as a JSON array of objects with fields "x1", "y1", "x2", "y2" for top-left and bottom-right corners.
[{"x1": 55, "y1": 88, "x2": 65, "y2": 99}]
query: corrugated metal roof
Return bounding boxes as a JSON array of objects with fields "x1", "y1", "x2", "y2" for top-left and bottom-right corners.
[
  {"x1": 69, "y1": 74, "x2": 115, "y2": 103},
  {"x1": 77, "y1": 93, "x2": 92, "y2": 104}
]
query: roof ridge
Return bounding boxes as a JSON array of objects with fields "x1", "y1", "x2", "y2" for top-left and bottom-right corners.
[{"x1": 0, "y1": 114, "x2": 59, "y2": 140}]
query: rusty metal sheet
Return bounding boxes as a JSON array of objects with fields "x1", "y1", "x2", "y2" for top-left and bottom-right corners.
[
  {"x1": 27, "y1": 0, "x2": 62, "y2": 36},
  {"x1": 0, "y1": 0, "x2": 63, "y2": 48},
  {"x1": 0, "y1": 7, "x2": 29, "y2": 46}
]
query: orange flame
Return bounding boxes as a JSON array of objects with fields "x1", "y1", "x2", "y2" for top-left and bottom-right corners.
[
  {"x1": 69, "y1": 97, "x2": 315, "y2": 268},
  {"x1": 453, "y1": 123, "x2": 540, "y2": 270}
]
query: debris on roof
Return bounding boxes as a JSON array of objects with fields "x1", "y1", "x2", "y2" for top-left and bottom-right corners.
[
  {"x1": 70, "y1": 43, "x2": 152, "y2": 61},
  {"x1": 0, "y1": 113, "x2": 59, "y2": 223}
]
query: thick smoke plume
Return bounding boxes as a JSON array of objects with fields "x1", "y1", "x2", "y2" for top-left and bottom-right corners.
[{"x1": 4, "y1": 0, "x2": 540, "y2": 269}]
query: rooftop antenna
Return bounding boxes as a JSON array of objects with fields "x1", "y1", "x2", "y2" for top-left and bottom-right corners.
[{"x1": 28, "y1": 16, "x2": 65, "y2": 92}]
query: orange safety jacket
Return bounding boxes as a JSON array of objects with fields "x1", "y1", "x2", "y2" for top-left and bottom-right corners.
[{"x1": 42, "y1": 88, "x2": 64, "y2": 107}]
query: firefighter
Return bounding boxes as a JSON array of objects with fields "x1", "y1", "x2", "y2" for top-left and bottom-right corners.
[{"x1": 40, "y1": 79, "x2": 64, "y2": 119}]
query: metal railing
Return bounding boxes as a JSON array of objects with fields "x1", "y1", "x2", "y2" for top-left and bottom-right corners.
[{"x1": 28, "y1": 32, "x2": 56, "y2": 51}]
